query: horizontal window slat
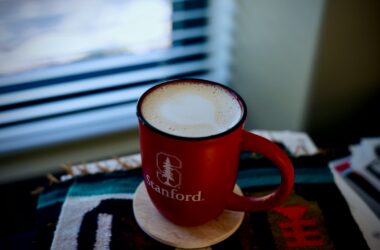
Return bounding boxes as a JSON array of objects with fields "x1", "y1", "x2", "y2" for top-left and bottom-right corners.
[
  {"x1": 0, "y1": 53, "x2": 208, "y2": 95},
  {"x1": 173, "y1": 17, "x2": 207, "y2": 30},
  {"x1": 0, "y1": 72, "x2": 210, "y2": 141},
  {"x1": 173, "y1": 0, "x2": 208, "y2": 11},
  {"x1": 172, "y1": 27, "x2": 208, "y2": 41},
  {"x1": 0, "y1": 103, "x2": 137, "y2": 154},
  {"x1": 0, "y1": 28, "x2": 209, "y2": 88},
  {"x1": 0, "y1": 54, "x2": 210, "y2": 106},
  {"x1": 0, "y1": 103, "x2": 136, "y2": 141},
  {"x1": 0, "y1": 85, "x2": 151, "y2": 126},
  {"x1": 0, "y1": 66, "x2": 210, "y2": 127},
  {"x1": 0, "y1": 68, "x2": 209, "y2": 114},
  {"x1": 173, "y1": 36, "x2": 208, "y2": 46},
  {"x1": 172, "y1": 9, "x2": 208, "y2": 22},
  {"x1": 0, "y1": 72, "x2": 211, "y2": 154}
]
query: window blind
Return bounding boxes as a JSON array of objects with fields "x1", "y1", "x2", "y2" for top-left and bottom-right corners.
[{"x1": 0, "y1": 0, "x2": 235, "y2": 154}]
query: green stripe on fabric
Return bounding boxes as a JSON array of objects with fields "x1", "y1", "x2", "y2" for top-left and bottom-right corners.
[{"x1": 237, "y1": 167, "x2": 333, "y2": 189}]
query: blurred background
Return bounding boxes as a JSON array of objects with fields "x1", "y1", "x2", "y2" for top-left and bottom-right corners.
[{"x1": 0, "y1": 0, "x2": 379, "y2": 183}]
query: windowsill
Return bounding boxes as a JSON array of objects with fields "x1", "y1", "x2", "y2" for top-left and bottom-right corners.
[{"x1": 0, "y1": 129, "x2": 140, "y2": 184}]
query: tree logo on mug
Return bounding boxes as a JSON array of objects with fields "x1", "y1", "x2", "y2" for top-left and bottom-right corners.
[{"x1": 156, "y1": 152, "x2": 182, "y2": 188}]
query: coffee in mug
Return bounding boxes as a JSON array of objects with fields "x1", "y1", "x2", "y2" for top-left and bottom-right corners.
[{"x1": 141, "y1": 82, "x2": 242, "y2": 138}]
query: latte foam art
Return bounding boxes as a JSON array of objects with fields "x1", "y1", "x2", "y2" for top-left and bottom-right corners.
[{"x1": 141, "y1": 82, "x2": 242, "y2": 138}]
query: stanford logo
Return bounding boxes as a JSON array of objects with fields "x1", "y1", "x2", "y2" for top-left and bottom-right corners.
[
  {"x1": 156, "y1": 152, "x2": 182, "y2": 188},
  {"x1": 146, "y1": 153, "x2": 203, "y2": 202}
]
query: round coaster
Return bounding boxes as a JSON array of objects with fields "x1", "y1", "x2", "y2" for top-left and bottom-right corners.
[{"x1": 133, "y1": 182, "x2": 245, "y2": 249}]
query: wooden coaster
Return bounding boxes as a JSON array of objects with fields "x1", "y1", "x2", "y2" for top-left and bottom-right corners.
[{"x1": 133, "y1": 182, "x2": 245, "y2": 249}]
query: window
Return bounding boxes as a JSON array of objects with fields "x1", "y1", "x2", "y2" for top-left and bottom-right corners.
[{"x1": 0, "y1": 0, "x2": 235, "y2": 154}]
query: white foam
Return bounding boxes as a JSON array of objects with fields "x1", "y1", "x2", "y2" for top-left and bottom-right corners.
[{"x1": 141, "y1": 82, "x2": 242, "y2": 137}]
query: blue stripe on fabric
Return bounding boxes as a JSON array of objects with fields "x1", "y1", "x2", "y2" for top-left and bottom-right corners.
[
  {"x1": 69, "y1": 175, "x2": 143, "y2": 197},
  {"x1": 37, "y1": 187, "x2": 69, "y2": 209}
]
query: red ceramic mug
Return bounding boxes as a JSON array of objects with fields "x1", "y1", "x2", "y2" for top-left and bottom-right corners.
[{"x1": 137, "y1": 79, "x2": 294, "y2": 226}]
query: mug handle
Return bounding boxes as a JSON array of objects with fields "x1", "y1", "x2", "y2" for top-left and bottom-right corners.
[{"x1": 226, "y1": 130, "x2": 294, "y2": 211}]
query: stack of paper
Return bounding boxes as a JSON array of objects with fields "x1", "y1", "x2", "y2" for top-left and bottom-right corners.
[
  {"x1": 329, "y1": 138, "x2": 380, "y2": 250},
  {"x1": 252, "y1": 130, "x2": 319, "y2": 157}
]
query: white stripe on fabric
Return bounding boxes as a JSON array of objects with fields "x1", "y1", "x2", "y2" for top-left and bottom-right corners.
[{"x1": 94, "y1": 213, "x2": 113, "y2": 250}]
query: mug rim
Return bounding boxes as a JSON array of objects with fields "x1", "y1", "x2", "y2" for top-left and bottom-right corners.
[{"x1": 136, "y1": 78, "x2": 248, "y2": 141}]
